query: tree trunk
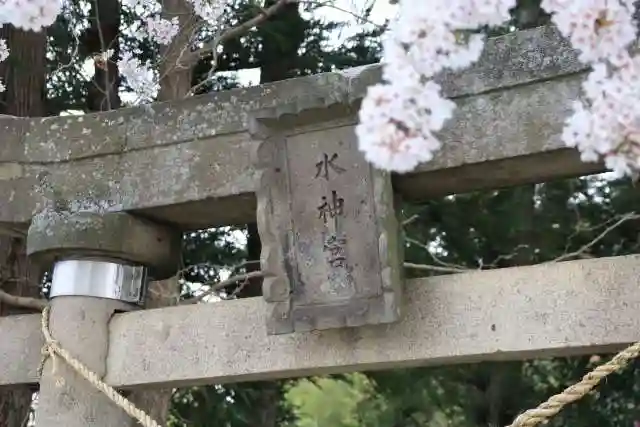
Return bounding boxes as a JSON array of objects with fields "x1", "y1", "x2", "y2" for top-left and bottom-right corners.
[
  {"x1": 0, "y1": 238, "x2": 42, "y2": 427},
  {"x1": 126, "y1": 0, "x2": 199, "y2": 423},
  {"x1": 83, "y1": 0, "x2": 121, "y2": 111},
  {"x1": 157, "y1": 0, "x2": 198, "y2": 101},
  {"x1": 0, "y1": 24, "x2": 47, "y2": 427},
  {"x1": 82, "y1": 0, "x2": 180, "y2": 423},
  {"x1": 231, "y1": 3, "x2": 310, "y2": 425},
  {"x1": 237, "y1": 223, "x2": 263, "y2": 298},
  {"x1": 0, "y1": 27, "x2": 46, "y2": 116},
  {"x1": 240, "y1": 0, "x2": 308, "y2": 301}
]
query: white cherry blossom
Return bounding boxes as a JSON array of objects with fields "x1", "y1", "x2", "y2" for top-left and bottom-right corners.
[
  {"x1": 189, "y1": 0, "x2": 225, "y2": 26},
  {"x1": 547, "y1": 0, "x2": 636, "y2": 63},
  {"x1": 118, "y1": 52, "x2": 159, "y2": 101},
  {"x1": 137, "y1": 15, "x2": 180, "y2": 45},
  {"x1": 0, "y1": 0, "x2": 637, "y2": 178},
  {"x1": 0, "y1": 0, "x2": 62, "y2": 31},
  {"x1": 356, "y1": 0, "x2": 640, "y2": 178},
  {"x1": 356, "y1": 0, "x2": 516, "y2": 172}
]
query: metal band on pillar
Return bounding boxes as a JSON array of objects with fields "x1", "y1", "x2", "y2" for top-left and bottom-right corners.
[
  {"x1": 26, "y1": 211, "x2": 181, "y2": 427},
  {"x1": 27, "y1": 211, "x2": 182, "y2": 305},
  {"x1": 50, "y1": 259, "x2": 148, "y2": 305}
]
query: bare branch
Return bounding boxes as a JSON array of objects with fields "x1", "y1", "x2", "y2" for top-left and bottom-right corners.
[
  {"x1": 184, "y1": 0, "x2": 382, "y2": 96},
  {"x1": 302, "y1": 0, "x2": 383, "y2": 27},
  {"x1": 401, "y1": 214, "x2": 419, "y2": 226},
  {"x1": 0, "y1": 225, "x2": 26, "y2": 238},
  {"x1": 185, "y1": 0, "x2": 293, "y2": 67},
  {"x1": 405, "y1": 236, "x2": 471, "y2": 271},
  {"x1": 479, "y1": 243, "x2": 531, "y2": 269},
  {"x1": 403, "y1": 262, "x2": 469, "y2": 274},
  {"x1": 180, "y1": 270, "x2": 266, "y2": 305},
  {"x1": 551, "y1": 212, "x2": 640, "y2": 263},
  {"x1": 0, "y1": 287, "x2": 46, "y2": 311},
  {"x1": 176, "y1": 259, "x2": 260, "y2": 279}
]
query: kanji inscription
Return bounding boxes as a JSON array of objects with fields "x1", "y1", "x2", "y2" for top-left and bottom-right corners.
[
  {"x1": 315, "y1": 153, "x2": 346, "y2": 180},
  {"x1": 323, "y1": 234, "x2": 347, "y2": 268},
  {"x1": 317, "y1": 190, "x2": 344, "y2": 224},
  {"x1": 255, "y1": 121, "x2": 403, "y2": 335}
]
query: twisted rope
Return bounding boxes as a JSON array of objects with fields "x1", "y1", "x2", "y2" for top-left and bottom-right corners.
[
  {"x1": 39, "y1": 305, "x2": 163, "y2": 427},
  {"x1": 509, "y1": 341, "x2": 640, "y2": 426},
  {"x1": 36, "y1": 299, "x2": 640, "y2": 427}
]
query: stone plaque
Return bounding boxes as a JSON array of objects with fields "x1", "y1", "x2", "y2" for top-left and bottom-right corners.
[{"x1": 255, "y1": 120, "x2": 404, "y2": 335}]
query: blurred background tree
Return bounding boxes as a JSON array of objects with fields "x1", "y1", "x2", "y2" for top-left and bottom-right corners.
[{"x1": 1, "y1": 1, "x2": 639, "y2": 426}]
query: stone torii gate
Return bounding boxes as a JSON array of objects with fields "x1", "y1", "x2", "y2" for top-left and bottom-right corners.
[{"x1": 1, "y1": 25, "x2": 638, "y2": 426}]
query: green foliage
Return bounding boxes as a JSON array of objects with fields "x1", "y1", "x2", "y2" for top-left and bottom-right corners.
[
  {"x1": 40, "y1": 0, "x2": 640, "y2": 425},
  {"x1": 357, "y1": 176, "x2": 640, "y2": 427},
  {"x1": 284, "y1": 375, "x2": 373, "y2": 427},
  {"x1": 170, "y1": 382, "x2": 296, "y2": 427},
  {"x1": 178, "y1": 2, "x2": 640, "y2": 426},
  {"x1": 45, "y1": 2, "x2": 89, "y2": 115},
  {"x1": 180, "y1": 226, "x2": 247, "y2": 293},
  {"x1": 173, "y1": 3, "x2": 385, "y2": 426}
]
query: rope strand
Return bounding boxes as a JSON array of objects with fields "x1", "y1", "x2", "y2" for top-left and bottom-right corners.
[
  {"x1": 39, "y1": 305, "x2": 163, "y2": 427},
  {"x1": 37, "y1": 301, "x2": 640, "y2": 427},
  {"x1": 508, "y1": 341, "x2": 640, "y2": 426}
]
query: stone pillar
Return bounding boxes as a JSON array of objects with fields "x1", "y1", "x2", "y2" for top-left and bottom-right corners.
[{"x1": 26, "y1": 211, "x2": 181, "y2": 427}]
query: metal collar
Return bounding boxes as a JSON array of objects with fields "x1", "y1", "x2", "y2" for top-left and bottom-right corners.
[{"x1": 50, "y1": 259, "x2": 147, "y2": 305}]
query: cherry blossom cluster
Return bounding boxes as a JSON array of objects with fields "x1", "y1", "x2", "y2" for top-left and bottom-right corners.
[
  {"x1": 355, "y1": 0, "x2": 516, "y2": 173},
  {"x1": 0, "y1": 0, "x2": 61, "y2": 31},
  {"x1": 0, "y1": 0, "x2": 62, "y2": 93},
  {"x1": 0, "y1": 0, "x2": 226, "y2": 100},
  {"x1": 118, "y1": 0, "x2": 226, "y2": 101},
  {"x1": 543, "y1": 0, "x2": 640, "y2": 178},
  {"x1": 118, "y1": 50, "x2": 159, "y2": 101},
  {"x1": 135, "y1": 15, "x2": 180, "y2": 45},
  {"x1": 0, "y1": 39, "x2": 8, "y2": 92},
  {"x1": 123, "y1": 0, "x2": 225, "y2": 46},
  {"x1": 190, "y1": 0, "x2": 226, "y2": 26},
  {"x1": 122, "y1": 0, "x2": 177, "y2": 46},
  {"x1": 357, "y1": 0, "x2": 640, "y2": 179}
]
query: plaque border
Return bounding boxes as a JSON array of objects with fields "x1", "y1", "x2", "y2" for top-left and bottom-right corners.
[{"x1": 250, "y1": 101, "x2": 404, "y2": 335}]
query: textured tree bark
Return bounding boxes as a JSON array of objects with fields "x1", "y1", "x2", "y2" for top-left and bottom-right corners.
[
  {"x1": 0, "y1": 27, "x2": 46, "y2": 117},
  {"x1": 0, "y1": 25, "x2": 47, "y2": 427},
  {"x1": 0, "y1": 239, "x2": 41, "y2": 427},
  {"x1": 82, "y1": 0, "x2": 121, "y2": 111},
  {"x1": 157, "y1": 0, "x2": 198, "y2": 101},
  {"x1": 240, "y1": 0, "x2": 307, "y2": 300},
  {"x1": 124, "y1": 0, "x2": 199, "y2": 423},
  {"x1": 81, "y1": 1, "x2": 180, "y2": 423},
  {"x1": 232, "y1": 3, "x2": 309, "y2": 425}
]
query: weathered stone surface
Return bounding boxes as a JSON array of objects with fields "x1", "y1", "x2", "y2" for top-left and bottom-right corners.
[
  {"x1": 253, "y1": 110, "x2": 403, "y2": 334},
  {"x1": 4, "y1": 255, "x2": 640, "y2": 388},
  {"x1": 26, "y1": 211, "x2": 181, "y2": 280},
  {"x1": 35, "y1": 297, "x2": 136, "y2": 427},
  {"x1": 396, "y1": 73, "x2": 603, "y2": 199},
  {"x1": 0, "y1": 26, "x2": 599, "y2": 229},
  {"x1": 0, "y1": 313, "x2": 41, "y2": 386}
]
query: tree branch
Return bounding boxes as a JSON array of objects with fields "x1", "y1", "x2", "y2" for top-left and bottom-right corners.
[
  {"x1": 0, "y1": 287, "x2": 46, "y2": 311},
  {"x1": 302, "y1": 0, "x2": 383, "y2": 27},
  {"x1": 180, "y1": 270, "x2": 266, "y2": 305},
  {"x1": 183, "y1": 0, "x2": 295, "y2": 68},
  {"x1": 405, "y1": 236, "x2": 471, "y2": 271},
  {"x1": 550, "y1": 212, "x2": 640, "y2": 263},
  {"x1": 403, "y1": 262, "x2": 469, "y2": 274},
  {"x1": 0, "y1": 224, "x2": 27, "y2": 238}
]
